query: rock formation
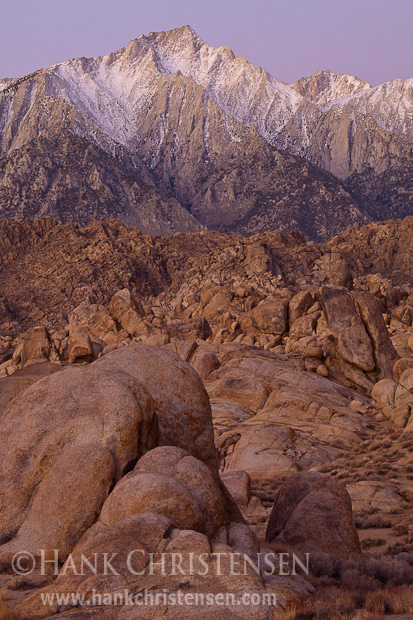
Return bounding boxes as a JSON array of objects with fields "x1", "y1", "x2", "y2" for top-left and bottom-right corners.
[{"x1": 0, "y1": 215, "x2": 411, "y2": 618}]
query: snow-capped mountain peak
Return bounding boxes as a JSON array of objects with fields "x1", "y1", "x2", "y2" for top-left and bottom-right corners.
[
  {"x1": 0, "y1": 25, "x2": 411, "y2": 239},
  {"x1": 22, "y1": 26, "x2": 303, "y2": 150},
  {"x1": 291, "y1": 69, "x2": 371, "y2": 107},
  {"x1": 1, "y1": 26, "x2": 413, "y2": 181}
]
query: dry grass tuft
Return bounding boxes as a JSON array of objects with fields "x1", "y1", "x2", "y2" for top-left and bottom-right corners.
[
  {"x1": 272, "y1": 605, "x2": 297, "y2": 620},
  {"x1": 365, "y1": 584, "x2": 413, "y2": 614},
  {"x1": 7, "y1": 577, "x2": 22, "y2": 592},
  {"x1": 0, "y1": 590, "x2": 15, "y2": 620}
]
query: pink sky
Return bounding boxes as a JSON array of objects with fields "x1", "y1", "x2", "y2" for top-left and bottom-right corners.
[{"x1": 1, "y1": 0, "x2": 412, "y2": 86}]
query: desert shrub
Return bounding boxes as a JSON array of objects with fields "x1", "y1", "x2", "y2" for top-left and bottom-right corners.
[
  {"x1": 293, "y1": 582, "x2": 412, "y2": 619},
  {"x1": 301, "y1": 546, "x2": 413, "y2": 619},
  {"x1": 393, "y1": 521, "x2": 410, "y2": 536},
  {"x1": 395, "y1": 551, "x2": 413, "y2": 565},
  {"x1": 309, "y1": 553, "x2": 342, "y2": 579},
  {"x1": 361, "y1": 538, "x2": 386, "y2": 549},
  {"x1": 309, "y1": 553, "x2": 413, "y2": 594},
  {"x1": 354, "y1": 511, "x2": 391, "y2": 529},
  {"x1": 362, "y1": 556, "x2": 413, "y2": 586},
  {"x1": 385, "y1": 541, "x2": 413, "y2": 555},
  {"x1": 340, "y1": 568, "x2": 380, "y2": 594}
]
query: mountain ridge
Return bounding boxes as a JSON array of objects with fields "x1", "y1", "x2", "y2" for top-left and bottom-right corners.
[{"x1": 0, "y1": 26, "x2": 412, "y2": 239}]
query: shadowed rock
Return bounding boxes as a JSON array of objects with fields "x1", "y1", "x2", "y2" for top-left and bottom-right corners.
[{"x1": 266, "y1": 471, "x2": 362, "y2": 561}]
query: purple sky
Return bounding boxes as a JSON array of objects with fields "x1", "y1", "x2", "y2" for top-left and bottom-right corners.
[{"x1": 1, "y1": 0, "x2": 412, "y2": 86}]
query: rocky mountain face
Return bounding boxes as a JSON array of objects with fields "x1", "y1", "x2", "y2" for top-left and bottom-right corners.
[
  {"x1": 0, "y1": 131, "x2": 203, "y2": 234},
  {"x1": 0, "y1": 216, "x2": 412, "y2": 619},
  {"x1": 0, "y1": 26, "x2": 411, "y2": 239},
  {"x1": 291, "y1": 69, "x2": 372, "y2": 106}
]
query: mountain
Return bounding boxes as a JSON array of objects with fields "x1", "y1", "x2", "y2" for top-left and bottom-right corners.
[
  {"x1": 290, "y1": 69, "x2": 371, "y2": 106},
  {"x1": 280, "y1": 73, "x2": 413, "y2": 216},
  {"x1": 0, "y1": 26, "x2": 411, "y2": 239},
  {"x1": 0, "y1": 132, "x2": 204, "y2": 234}
]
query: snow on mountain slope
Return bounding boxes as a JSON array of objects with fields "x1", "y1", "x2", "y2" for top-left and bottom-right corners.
[
  {"x1": 1, "y1": 26, "x2": 413, "y2": 172},
  {"x1": 41, "y1": 25, "x2": 303, "y2": 150},
  {"x1": 138, "y1": 26, "x2": 303, "y2": 135},
  {"x1": 327, "y1": 77, "x2": 413, "y2": 138},
  {"x1": 48, "y1": 25, "x2": 413, "y2": 153},
  {"x1": 0, "y1": 26, "x2": 411, "y2": 236},
  {"x1": 0, "y1": 79, "x2": 12, "y2": 93},
  {"x1": 291, "y1": 69, "x2": 413, "y2": 140},
  {"x1": 291, "y1": 69, "x2": 371, "y2": 107}
]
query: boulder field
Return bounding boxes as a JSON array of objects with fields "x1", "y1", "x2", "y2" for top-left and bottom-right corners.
[{"x1": 0, "y1": 217, "x2": 412, "y2": 618}]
